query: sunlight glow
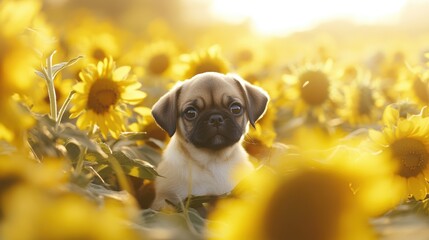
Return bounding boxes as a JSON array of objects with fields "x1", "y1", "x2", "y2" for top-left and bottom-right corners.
[{"x1": 210, "y1": 0, "x2": 408, "y2": 35}]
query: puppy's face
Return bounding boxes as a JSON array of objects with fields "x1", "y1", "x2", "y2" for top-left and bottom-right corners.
[{"x1": 152, "y1": 72, "x2": 269, "y2": 150}]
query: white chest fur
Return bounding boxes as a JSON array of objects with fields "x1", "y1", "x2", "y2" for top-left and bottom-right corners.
[{"x1": 151, "y1": 136, "x2": 254, "y2": 210}]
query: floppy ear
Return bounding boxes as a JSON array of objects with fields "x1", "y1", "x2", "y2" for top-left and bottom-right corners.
[
  {"x1": 151, "y1": 84, "x2": 182, "y2": 137},
  {"x1": 230, "y1": 74, "x2": 269, "y2": 127}
]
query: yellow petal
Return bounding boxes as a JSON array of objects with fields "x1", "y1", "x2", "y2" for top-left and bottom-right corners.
[
  {"x1": 113, "y1": 66, "x2": 131, "y2": 80},
  {"x1": 368, "y1": 129, "x2": 388, "y2": 146},
  {"x1": 397, "y1": 120, "x2": 413, "y2": 137},
  {"x1": 76, "y1": 114, "x2": 91, "y2": 130},
  {"x1": 134, "y1": 107, "x2": 152, "y2": 117},
  {"x1": 73, "y1": 82, "x2": 85, "y2": 93},
  {"x1": 122, "y1": 91, "x2": 147, "y2": 103},
  {"x1": 382, "y1": 105, "x2": 399, "y2": 127}
]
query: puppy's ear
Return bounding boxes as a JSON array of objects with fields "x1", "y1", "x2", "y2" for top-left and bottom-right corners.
[
  {"x1": 151, "y1": 84, "x2": 182, "y2": 137},
  {"x1": 230, "y1": 74, "x2": 269, "y2": 127}
]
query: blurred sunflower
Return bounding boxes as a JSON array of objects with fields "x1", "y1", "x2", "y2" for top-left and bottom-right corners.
[
  {"x1": 1, "y1": 191, "x2": 141, "y2": 240},
  {"x1": 401, "y1": 69, "x2": 429, "y2": 108},
  {"x1": 27, "y1": 77, "x2": 75, "y2": 114},
  {"x1": 140, "y1": 40, "x2": 179, "y2": 77},
  {"x1": 337, "y1": 71, "x2": 384, "y2": 126},
  {"x1": 176, "y1": 45, "x2": 230, "y2": 79},
  {"x1": 69, "y1": 57, "x2": 146, "y2": 139},
  {"x1": 282, "y1": 60, "x2": 339, "y2": 123},
  {"x1": 369, "y1": 105, "x2": 429, "y2": 200},
  {"x1": 0, "y1": 0, "x2": 41, "y2": 144},
  {"x1": 208, "y1": 164, "x2": 378, "y2": 240},
  {"x1": 129, "y1": 106, "x2": 168, "y2": 146},
  {"x1": 63, "y1": 15, "x2": 124, "y2": 75},
  {"x1": 243, "y1": 103, "x2": 277, "y2": 159}
]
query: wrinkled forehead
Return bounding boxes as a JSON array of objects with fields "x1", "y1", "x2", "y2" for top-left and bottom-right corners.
[{"x1": 178, "y1": 74, "x2": 244, "y2": 109}]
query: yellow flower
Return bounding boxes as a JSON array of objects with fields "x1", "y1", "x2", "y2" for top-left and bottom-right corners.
[
  {"x1": 1, "y1": 191, "x2": 141, "y2": 240},
  {"x1": 0, "y1": 2, "x2": 39, "y2": 100},
  {"x1": 337, "y1": 70, "x2": 385, "y2": 126},
  {"x1": 69, "y1": 57, "x2": 146, "y2": 139},
  {"x1": 129, "y1": 106, "x2": 168, "y2": 145},
  {"x1": 208, "y1": 163, "x2": 379, "y2": 240},
  {"x1": 176, "y1": 45, "x2": 230, "y2": 79},
  {"x1": 369, "y1": 105, "x2": 429, "y2": 200},
  {"x1": 27, "y1": 77, "x2": 75, "y2": 114},
  {"x1": 63, "y1": 14, "x2": 124, "y2": 75},
  {"x1": 282, "y1": 60, "x2": 338, "y2": 123},
  {"x1": 0, "y1": 0, "x2": 41, "y2": 144},
  {"x1": 0, "y1": 0, "x2": 41, "y2": 37},
  {"x1": 243, "y1": 103, "x2": 277, "y2": 159},
  {"x1": 400, "y1": 68, "x2": 429, "y2": 108},
  {"x1": 0, "y1": 98, "x2": 34, "y2": 144},
  {"x1": 140, "y1": 40, "x2": 179, "y2": 77}
]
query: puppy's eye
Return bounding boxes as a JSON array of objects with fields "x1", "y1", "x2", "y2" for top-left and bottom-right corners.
[
  {"x1": 183, "y1": 107, "x2": 198, "y2": 120},
  {"x1": 230, "y1": 103, "x2": 243, "y2": 115}
]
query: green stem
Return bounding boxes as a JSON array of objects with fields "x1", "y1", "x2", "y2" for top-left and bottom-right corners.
[
  {"x1": 74, "y1": 147, "x2": 87, "y2": 176},
  {"x1": 46, "y1": 78, "x2": 58, "y2": 121},
  {"x1": 45, "y1": 50, "x2": 58, "y2": 121},
  {"x1": 56, "y1": 90, "x2": 75, "y2": 129}
]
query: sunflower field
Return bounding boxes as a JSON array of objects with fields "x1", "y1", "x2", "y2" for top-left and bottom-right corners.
[{"x1": 2, "y1": 0, "x2": 429, "y2": 239}]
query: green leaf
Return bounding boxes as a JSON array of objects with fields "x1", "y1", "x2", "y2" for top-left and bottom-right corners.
[
  {"x1": 58, "y1": 124, "x2": 107, "y2": 158},
  {"x1": 34, "y1": 69, "x2": 47, "y2": 80},
  {"x1": 65, "y1": 140, "x2": 81, "y2": 163},
  {"x1": 121, "y1": 145, "x2": 162, "y2": 167},
  {"x1": 51, "y1": 55, "x2": 83, "y2": 79},
  {"x1": 111, "y1": 151, "x2": 160, "y2": 180}
]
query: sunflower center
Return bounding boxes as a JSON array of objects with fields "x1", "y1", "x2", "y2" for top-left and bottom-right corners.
[
  {"x1": 194, "y1": 60, "x2": 222, "y2": 75},
  {"x1": 412, "y1": 77, "x2": 429, "y2": 103},
  {"x1": 92, "y1": 48, "x2": 107, "y2": 61},
  {"x1": 148, "y1": 53, "x2": 170, "y2": 75},
  {"x1": 298, "y1": 70, "x2": 330, "y2": 106},
  {"x1": 357, "y1": 86, "x2": 374, "y2": 115},
  {"x1": 87, "y1": 78, "x2": 120, "y2": 114},
  {"x1": 236, "y1": 49, "x2": 253, "y2": 63},
  {"x1": 263, "y1": 170, "x2": 352, "y2": 240},
  {"x1": 391, "y1": 138, "x2": 429, "y2": 178}
]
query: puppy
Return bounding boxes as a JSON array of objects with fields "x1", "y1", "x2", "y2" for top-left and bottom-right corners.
[{"x1": 150, "y1": 72, "x2": 269, "y2": 210}]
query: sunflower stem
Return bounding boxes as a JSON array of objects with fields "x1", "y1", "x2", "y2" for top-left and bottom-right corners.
[
  {"x1": 56, "y1": 90, "x2": 75, "y2": 130},
  {"x1": 74, "y1": 147, "x2": 87, "y2": 176},
  {"x1": 45, "y1": 51, "x2": 58, "y2": 122},
  {"x1": 46, "y1": 78, "x2": 58, "y2": 121}
]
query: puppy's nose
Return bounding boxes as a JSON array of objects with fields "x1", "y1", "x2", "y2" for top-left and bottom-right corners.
[{"x1": 208, "y1": 114, "x2": 224, "y2": 127}]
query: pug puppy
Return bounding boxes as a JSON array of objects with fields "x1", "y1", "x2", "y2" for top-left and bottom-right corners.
[{"x1": 150, "y1": 72, "x2": 269, "y2": 210}]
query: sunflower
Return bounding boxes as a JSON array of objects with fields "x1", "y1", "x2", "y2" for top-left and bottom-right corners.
[
  {"x1": 176, "y1": 45, "x2": 230, "y2": 79},
  {"x1": 128, "y1": 106, "x2": 168, "y2": 146},
  {"x1": 0, "y1": 0, "x2": 40, "y2": 144},
  {"x1": 69, "y1": 57, "x2": 146, "y2": 139},
  {"x1": 208, "y1": 163, "x2": 379, "y2": 240},
  {"x1": 337, "y1": 70, "x2": 384, "y2": 126},
  {"x1": 243, "y1": 102, "x2": 277, "y2": 159},
  {"x1": 400, "y1": 68, "x2": 429, "y2": 108},
  {"x1": 140, "y1": 40, "x2": 179, "y2": 77},
  {"x1": 282, "y1": 60, "x2": 338, "y2": 123},
  {"x1": 369, "y1": 105, "x2": 429, "y2": 200},
  {"x1": 62, "y1": 15, "x2": 123, "y2": 76},
  {"x1": 1, "y1": 191, "x2": 141, "y2": 240},
  {"x1": 28, "y1": 77, "x2": 75, "y2": 114}
]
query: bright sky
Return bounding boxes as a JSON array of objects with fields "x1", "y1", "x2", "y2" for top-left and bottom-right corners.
[{"x1": 210, "y1": 0, "x2": 408, "y2": 35}]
